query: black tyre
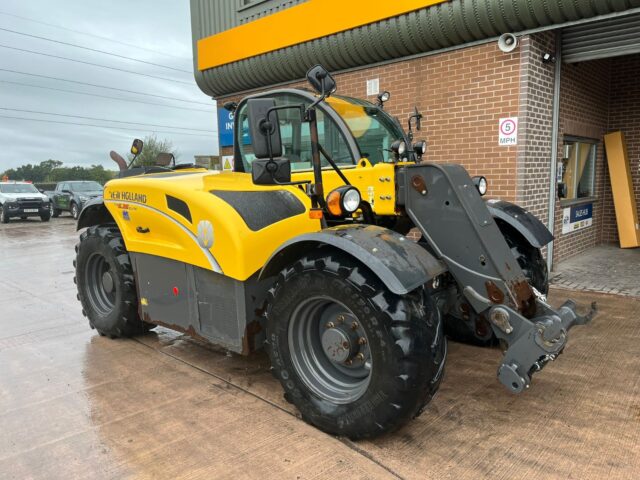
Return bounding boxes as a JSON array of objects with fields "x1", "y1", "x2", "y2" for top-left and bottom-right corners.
[
  {"x1": 41, "y1": 212, "x2": 51, "y2": 222},
  {"x1": 75, "y1": 224, "x2": 149, "y2": 338},
  {"x1": 71, "y1": 202, "x2": 80, "y2": 220},
  {"x1": 444, "y1": 222, "x2": 549, "y2": 346},
  {"x1": 0, "y1": 205, "x2": 9, "y2": 223},
  {"x1": 52, "y1": 206, "x2": 61, "y2": 218},
  {"x1": 266, "y1": 249, "x2": 446, "y2": 439}
]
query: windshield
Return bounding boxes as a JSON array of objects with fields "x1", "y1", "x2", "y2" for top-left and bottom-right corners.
[
  {"x1": 326, "y1": 96, "x2": 406, "y2": 164},
  {"x1": 70, "y1": 181, "x2": 102, "y2": 192},
  {"x1": 237, "y1": 93, "x2": 355, "y2": 173},
  {"x1": 0, "y1": 183, "x2": 39, "y2": 194}
]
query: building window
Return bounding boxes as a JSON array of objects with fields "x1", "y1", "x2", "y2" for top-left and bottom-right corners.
[{"x1": 560, "y1": 137, "x2": 597, "y2": 201}]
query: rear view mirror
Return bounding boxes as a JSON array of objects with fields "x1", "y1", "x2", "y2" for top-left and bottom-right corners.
[
  {"x1": 131, "y1": 138, "x2": 144, "y2": 155},
  {"x1": 246, "y1": 98, "x2": 282, "y2": 159},
  {"x1": 306, "y1": 65, "x2": 336, "y2": 96},
  {"x1": 251, "y1": 158, "x2": 291, "y2": 185}
]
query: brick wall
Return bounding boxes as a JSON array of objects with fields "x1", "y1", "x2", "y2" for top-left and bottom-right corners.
[
  {"x1": 606, "y1": 54, "x2": 640, "y2": 244},
  {"x1": 552, "y1": 58, "x2": 611, "y2": 263},
  {"x1": 219, "y1": 41, "x2": 522, "y2": 200},
  {"x1": 516, "y1": 32, "x2": 556, "y2": 229}
]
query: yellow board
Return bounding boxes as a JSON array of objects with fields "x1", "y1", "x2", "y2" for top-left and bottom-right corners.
[
  {"x1": 197, "y1": 0, "x2": 448, "y2": 70},
  {"x1": 604, "y1": 131, "x2": 640, "y2": 248}
]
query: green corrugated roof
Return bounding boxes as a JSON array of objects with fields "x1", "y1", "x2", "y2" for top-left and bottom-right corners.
[{"x1": 191, "y1": 0, "x2": 640, "y2": 97}]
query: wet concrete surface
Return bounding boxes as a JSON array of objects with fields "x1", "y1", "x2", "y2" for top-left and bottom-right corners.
[{"x1": 1, "y1": 218, "x2": 639, "y2": 479}]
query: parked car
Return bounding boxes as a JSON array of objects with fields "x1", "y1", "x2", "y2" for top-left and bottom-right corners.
[
  {"x1": 0, "y1": 181, "x2": 51, "y2": 223},
  {"x1": 45, "y1": 181, "x2": 103, "y2": 219}
]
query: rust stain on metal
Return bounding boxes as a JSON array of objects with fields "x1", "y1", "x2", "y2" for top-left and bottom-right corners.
[
  {"x1": 144, "y1": 314, "x2": 212, "y2": 345},
  {"x1": 241, "y1": 320, "x2": 263, "y2": 356},
  {"x1": 411, "y1": 175, "x2": 428, "y2": 195},
  {"x1": 512, "y1": 279, "x2": 536, "y2": 317},
  {"x1": 475, "y1": 314, "x2": 491, "y2": 337},
  {"x1": 485, "y1": 281, "x2": 505, "y2": 304}
]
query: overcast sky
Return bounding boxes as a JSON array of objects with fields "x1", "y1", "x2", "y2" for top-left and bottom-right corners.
[{"x1": 0, "y1": 0, "x2": 218, "y2": 171}]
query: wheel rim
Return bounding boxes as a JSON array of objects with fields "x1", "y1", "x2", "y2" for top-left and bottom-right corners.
[
  {"x1": 72, "y1": 205, "x2": 78, "y2": 218},
  {"x1": 85, "y1": 253, "x2": 117, "y2": 316},
  {"x1": 49, "y1": 204, "x2": 53, "y2": 216},
  {"x1": 288, "y1": 296, "x2": 372, "y2": 404}
]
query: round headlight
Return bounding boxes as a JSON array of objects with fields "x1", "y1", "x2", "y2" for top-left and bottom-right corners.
[
  {"x1": 473, "y1": 176, "x2": 488, "y2": 196},
  {"x1": 326, "y1": 187, "x2": 361, "y2": 216},
  {"x1": 391, "y1": 140, "x2": 407, "y2": 157},
  {"x1": 342, "y1": 188, "x2": 361, "y2": 213},
  {"x1": 414, "y1": 140, "x2": 427, "y2": 156}
]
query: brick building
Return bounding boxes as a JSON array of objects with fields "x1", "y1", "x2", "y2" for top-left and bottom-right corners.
[{"x1": 190, "y1": 0, "x2": 640, "y2": 268}]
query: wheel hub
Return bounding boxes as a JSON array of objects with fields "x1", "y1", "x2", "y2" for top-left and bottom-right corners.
[
  {"x1": 321, "y1": 327, "x2": 354, "y2": 363},
  {"x1": 101, "y1": 271, "x2": 115, "y2": 294}
]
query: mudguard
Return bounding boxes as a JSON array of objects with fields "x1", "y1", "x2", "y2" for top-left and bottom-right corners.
[
  {"x1": 485, "y1": 199, "x2": 553, "y2": 248},
  {"x1": 77, "y1": 196, "x2": 113, "y2": 230},
  {"x1": 259, "y1": 225, "x2": 447, "y2": 295}
]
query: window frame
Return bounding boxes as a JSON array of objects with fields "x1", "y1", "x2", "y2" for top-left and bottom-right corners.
[
  {"x1": 232, "y1": 89, "x2": 362, "y2": 173},
  {"x1": 559, "y1": 135, "x2": 598, "y2": 207}
]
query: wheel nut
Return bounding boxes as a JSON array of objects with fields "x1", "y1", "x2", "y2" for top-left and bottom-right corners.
[
  {"x1": 344, "y1": 359, "x2": 353, "y2": 366},
  {"x1": 356, "y1": 353, "x2": 365, "y2": 361},
  {"x1": 326, "y1": 322, "x2": 335, "y2": 329},
  {"x1": 358, "y1": 337, "x2": 367, "y2": 345},
  {"x1": 337, "y1": 314, "x2": 345, "y2": 323},
  {"x1": 351, "y1": 322, "x2": 359, "y2": 330}
]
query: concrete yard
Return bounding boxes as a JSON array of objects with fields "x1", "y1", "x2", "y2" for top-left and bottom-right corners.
[{"x1": 1, "y1": 218, "x2": 639, "y2": 480}]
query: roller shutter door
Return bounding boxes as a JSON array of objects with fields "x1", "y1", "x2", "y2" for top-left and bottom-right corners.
[{"x1": 563, "y1": 13, "x2": 640, "y2": 63}]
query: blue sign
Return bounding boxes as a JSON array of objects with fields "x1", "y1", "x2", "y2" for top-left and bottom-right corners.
[
  {"x1": 562, "y1": 203, "x2": 593, "y2": 234},
  {"x1": 218, "y1": 108, "x2": 235, "y2": 148},
  {"x1": 570, "y1": 203, "x2": 593, "y2": 223}
]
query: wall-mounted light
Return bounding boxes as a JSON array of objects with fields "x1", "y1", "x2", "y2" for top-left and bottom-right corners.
[{"x1": 542, "y1": 52, "x2": 557, "y2": 64}]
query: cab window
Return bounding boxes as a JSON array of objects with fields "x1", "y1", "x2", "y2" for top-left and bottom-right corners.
[{"x1": 237, "y1": 93, "x2": 355, "y2": 172}]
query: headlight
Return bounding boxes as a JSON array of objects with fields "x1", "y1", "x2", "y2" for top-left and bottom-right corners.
[
  {"x1": 391, "y1": 140, "x2": 407, "y2": 158},
  {"x1": 472, "y1": 176, "x2": 488, "y2": 196},
  {"x1": 414, "y1": 140, "x2": 427, "y2": 156},
  {"x1": 78, "y1": 195, "x2": 89, "y2": 202},
  {"x1": 326, "y1": 186, "x2": 361, "y2": 217}
]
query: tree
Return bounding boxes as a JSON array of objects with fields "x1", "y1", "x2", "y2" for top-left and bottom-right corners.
[
  {"x1": 1, "y1": 160, "x2": 115, "y2": 184},
  {"x1": 126, "y1": 134, "x2": 179, "y2": 167}
]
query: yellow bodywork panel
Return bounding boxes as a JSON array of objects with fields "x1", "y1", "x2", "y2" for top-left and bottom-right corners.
[
  {"x1": 291, "y1": 162, "x2": 397, "y2": 215},
  {"x1": 104, "y1": 161, "x2": 397, "y2": 281},
  {"x1": 104, "y1": 170, "x2": 320, "y2": 281}
]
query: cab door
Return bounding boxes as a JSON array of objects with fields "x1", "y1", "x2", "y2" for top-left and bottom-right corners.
[
  {"x1": 233, "y1": 91, "x2": 360, "y2": 174},
  {"x1": 55, "y1": 183, "x2": 69, "y2": 210}
]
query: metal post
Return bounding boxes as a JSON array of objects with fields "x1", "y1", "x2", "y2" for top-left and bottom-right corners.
[
  {"x1": 307, "y1": 108, "x2": 325, "y2": 208},
  {"x1": 546, "y1": 31, "x2": 563, "y2": 272}
]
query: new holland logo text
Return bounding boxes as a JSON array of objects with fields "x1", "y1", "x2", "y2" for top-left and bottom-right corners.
[{"x1": 109, "y1": 191, "x2": 148, "y2": 204}]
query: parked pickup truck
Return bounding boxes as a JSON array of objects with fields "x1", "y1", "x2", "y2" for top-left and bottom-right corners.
[
  {"x1": 45, "y1": 181, "x2": 103, "y2": 219},
  {"x1": 0, "y1": 181, "x2": 51, "y2": 223}
]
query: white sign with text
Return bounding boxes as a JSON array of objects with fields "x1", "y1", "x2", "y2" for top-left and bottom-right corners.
[{"x1": 498, "y1": 117, "x2": 518, "y2": 146}]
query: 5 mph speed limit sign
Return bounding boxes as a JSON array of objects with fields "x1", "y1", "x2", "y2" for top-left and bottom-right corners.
[{"x1": 498, "y1": 117, "x2": 518, "y2": 146}]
